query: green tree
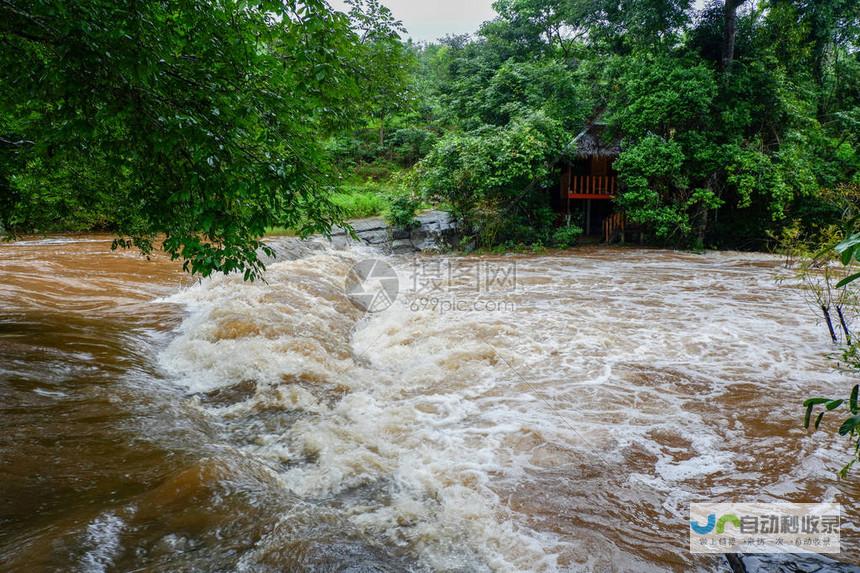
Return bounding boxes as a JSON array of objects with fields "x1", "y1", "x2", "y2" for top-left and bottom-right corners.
[
  {"x1": 416, "y1": 111, "x2": 566, "y2": 246},
  {"x1": 0, "y1": 0, "x2": 365, "y2": 278},
  {"x1": 601, "y1": 1, "x2": 859, "y2": 247},
  {"x1": 480, "y1": 0, "x2": 587, "y2": 61},
  {"x1": 345, "y1": 0, "x2": 416, "y2": 147},
  {"x1": 606, "y1": 52, "x2": 724, "y2": 245}
]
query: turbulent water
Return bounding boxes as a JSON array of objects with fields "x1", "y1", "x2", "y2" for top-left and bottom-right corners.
[{"x1": 1, "y1": 235, "x2": 859, "y2": 572}]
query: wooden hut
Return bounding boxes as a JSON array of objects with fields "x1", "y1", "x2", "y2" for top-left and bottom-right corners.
[{"x1": 558, "y1": 123, "x2": 624, "y2": 242}]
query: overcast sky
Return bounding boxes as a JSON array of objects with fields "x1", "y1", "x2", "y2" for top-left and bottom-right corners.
[
  {"x1": 328, "y1": 0, "x2": 498, "y2": 43},
  {"x1": 328, "y1": 1, "x2": 713, "y2": 43}
]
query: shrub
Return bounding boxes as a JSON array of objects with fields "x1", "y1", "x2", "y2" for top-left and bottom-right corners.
[
  {"x1": 551, "y1": 225, "x2": 583, "y2": 248},
  {"x1": 385, "y1": 194, "x2": 421, "y2": 229},
  {"x1": 415, "y1": 111, "x2": 566, "y2": 248}
]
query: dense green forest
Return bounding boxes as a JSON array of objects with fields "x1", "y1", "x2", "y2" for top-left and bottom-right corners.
[{"x1": 1, "y1": 0, "x2": 859, "y2": 275}]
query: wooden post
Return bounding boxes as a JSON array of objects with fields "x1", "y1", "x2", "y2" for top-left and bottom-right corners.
[
  {"x1": 586, "y1": 199, "x2": 592, "y2": 236},
  {"x1": 566, "y1": 167, "x2": 571, "y2": 216},
  {"x1": 620, "y1": 214, "x2": 625, "y2": 244},
  {"x1": 562, "y1": 166, "x2": 571, "y2": 216}
]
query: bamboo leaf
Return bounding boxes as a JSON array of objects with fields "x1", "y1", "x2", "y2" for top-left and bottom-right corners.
[
  {"x1": 838, "y1": 415, "x2": 860, "y2": 436},
  {"x1": 836, "y1": 272, "x2": 860, "y2": 289},
  {"x1": 835, "y1": 233, "x2": 860, "y2": 256},
  {"x1": 815, "y1": 411, "x2": 826, "y2": 430}
]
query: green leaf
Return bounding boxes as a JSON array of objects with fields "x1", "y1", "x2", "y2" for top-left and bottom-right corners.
[
  {"x1": 835, "y1": 233, "x2": 860, "y2": 257},
  {"x1": 815, "y1": 411, "x2": 825, "y2": 430},
  {"x1": 836, "y1": 272, "x2": 860, "y2": 289},
  {"x1": 826, "y1": 400, "x2": 844, "y2": 411},
  {"x1": 805, "y1": 398, "x2": 835, "y2": 429},
  {"x1": 838, "y1": 415, "x2": 860, "y2": 436},
  {"x1": 851, "y1": 385, "x2": 859, "y2": 415}
]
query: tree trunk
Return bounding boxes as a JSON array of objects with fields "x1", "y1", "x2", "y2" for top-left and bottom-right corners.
[
  {"x1": 696, "y1": 174, "x2": 718, "y2": 250},
  {"x1": 378, "y1": 114, "x2": 385, "y2": 147},
  {"x1": 696, "y1": 206, "x2": 707, "y2": 250},
  {"x1": 721, "y1": 0, "x2": 747, "y2": 71},
  {"x1": 811, "y1": 25, "x2": 830, "y2": 117}
]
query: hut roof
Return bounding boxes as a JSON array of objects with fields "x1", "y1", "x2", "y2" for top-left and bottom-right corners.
[{"x1": 569, "y1": 123, "x2": 620, "y2": 159}]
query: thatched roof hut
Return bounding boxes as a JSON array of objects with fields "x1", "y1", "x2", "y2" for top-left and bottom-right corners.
[
  {"x1": 554, "y1": 123, "x2": 624, "y2": 240},
  {"x1": 569, "y1": 123, "x2": 621, "y2": 159}
]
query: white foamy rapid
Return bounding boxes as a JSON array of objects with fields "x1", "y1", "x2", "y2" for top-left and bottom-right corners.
[
  {"x1": 78, "y1": 512, "x2": 126, "y2": 573},
  {"x1": 158, "y1": 244, "x2": 859, "y2": 571}
]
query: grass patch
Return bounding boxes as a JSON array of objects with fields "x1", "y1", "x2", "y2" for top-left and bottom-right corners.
[
  {"x1": 265, "y1": 167, "x2": 437, "y2": 236},
  {"x1": 332, "y1": 187, "x2": 390, "y2": 219},
  {"x1": 265, "y1": 226, "x2": 297, "y2": 236},
  {"x1": 265, "y1": 180, "x2": 392, "y2": 236}
]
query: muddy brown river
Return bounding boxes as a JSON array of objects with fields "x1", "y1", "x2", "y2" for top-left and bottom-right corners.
[{"x1": 1, "y1": 235, "x2": 858, "y2": 572}]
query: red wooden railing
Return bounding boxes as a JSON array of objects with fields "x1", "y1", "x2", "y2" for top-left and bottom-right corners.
[{"x1": 569, "y1": 175, "x2": 617, "y2": 199}]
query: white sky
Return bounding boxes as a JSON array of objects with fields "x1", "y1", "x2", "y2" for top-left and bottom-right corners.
[
  {"x1": 328, "y1": 1, "x2": 713, "y2": 44},
  {"x1": 328, "y1": 0, "x2": 498, "y2": 43}
]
